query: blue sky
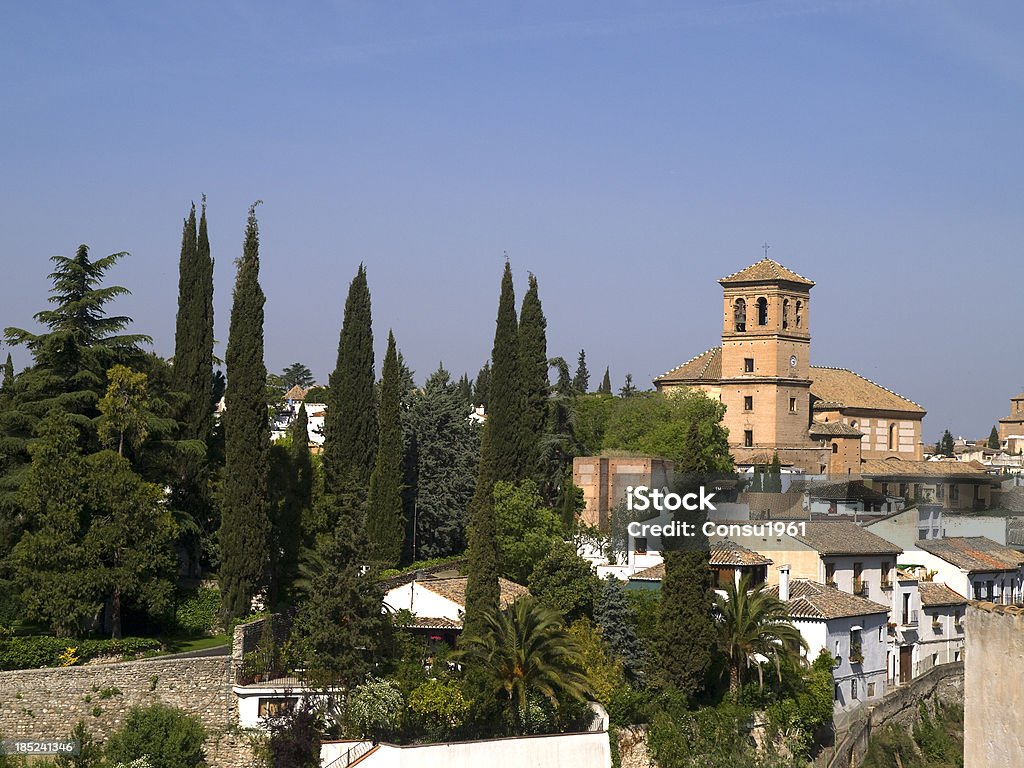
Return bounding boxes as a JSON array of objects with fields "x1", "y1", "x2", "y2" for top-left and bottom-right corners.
[{"x1": 1, "y1": 1, "x2": 1021, "y2": 442}]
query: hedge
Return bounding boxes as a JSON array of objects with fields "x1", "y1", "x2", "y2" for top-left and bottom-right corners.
[{"x1": 0, "y1": 636, "x2": 163, "y2": 670}]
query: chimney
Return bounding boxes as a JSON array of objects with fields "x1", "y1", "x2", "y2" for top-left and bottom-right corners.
[{"x1": 779, "y1": 564, "x2": 791, "y2": 602}]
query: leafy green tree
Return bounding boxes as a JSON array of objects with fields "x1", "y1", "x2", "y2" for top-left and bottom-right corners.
[
  {"x1": 598, "y1": 367, "x2": 611, "y2": 395},
  {"x1": 289, "y1": 489, "x2": 384, "y2": 690},
  {"x1": 494, "y1": 480, "x2": 563, "y2": 584},
  {"x1": 405, "y1": 365, "x2": 479, "y2": 560},
  {"x1": 302, "y1": 385, "x2": 328, "y2": 404},
  {"x1": 601, "y1": 390, "x2": 732, "y2": 470},
  {"x1": 528, "y1": 540, "x2": 600, "y2": 623},
  {"x1": 367, "y1": 331, "x2": 405, "y2": 566},
  {"x1": 594, "y1": 575, "x2": 647, "y2": 683},
  {"x1": 104, "y1": 703, "x2": 207, "y2": 768},
  {"x1": 219, "y1": 203, "x2": 271, "y2": 621},
  {"x1": 715, "y1": 574, "x2": 806, "y2": 693},
  {"x1": 573, "y1": 350, "x2": 590, "y2": 394},
  {"x1": 84, "y1": 450, "x2": 177, "y2": 638},
  {"x1": 566, "y1": 617, "x2": 623, "y2": 707},
  {"x1": 571, "y1": 392, "x2": 617, "y2": 456},
  {"x1": 349, "y1": 676, "x2": 405, "y2": 740},
  {"x1": 454, "y1": 597, "x2": 591, "y2": 735},
  {"x1": 989, "y1": 426, "x2": 1001, "y2": 449},
  {"x1": 265, "y1": 702, "x2": 321, "y2": 768},
  {"x1": 10, "y1": 409, "x2": 94, "y2": 636},
  {"x1": 281, "y1": 363, "x2": 315, "y2": 390},
  {"x1": 409, "y1": 679, "x2": 472, "y2": 740},
  {"x1": 97, "y1": 365, "x2": 150, "y2": 457},
  {"x1": 323, "y1": 265, "x2": 376, "y2": 495},
  {"x1": 518, "y1": 274, "x2": 548, "y2": 479},
  {"x1": 465, "y1": 262, "x2": 524, "y2": 633}
]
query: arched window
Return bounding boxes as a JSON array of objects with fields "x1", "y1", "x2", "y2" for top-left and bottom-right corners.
[
  {"x1": 756, "y1": 297, "x2": 768, "y2": 326},
  {"x1": 832, "y1": 443, "x2": 839, "y2": 454},
  {"x1": 734, "y1": 298, "x2": 746, "y2": 332},
  {"x1": 795, "y1": 300, "x2": 803, "y2": 328},
  {"x1": 782, "y1": 299, "x2": 789, "y2": 329},
  {"x1": 888, "y1": 423, "x2": 896, "y2": 451}
]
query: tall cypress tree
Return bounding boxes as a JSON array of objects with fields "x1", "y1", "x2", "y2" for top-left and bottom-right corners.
[
  {"x1": 599, "y1": 367, "x2": 612, "y2": 395},
  {"x1": 473, "y1": 361, "x2": 491, "y2": 408},
  {"x1": 2, "y1": 354, "x2": 13, "y2": 390},
  {"x1": 573, "y1": 349, "x2": 590, "y2": 394},
  {"x1": 290, "y1": 403, "x2": 313, "y2": 517},
  {"x1": 988, "y1": 426, "x2": 1001, "y2": 450},
  {"x1": 219, "y1": 203, "x2": 271, "y2": 621},
  {"x1": 518, "y1": 274, "x2": 548, "y2": 481},
  {"x1": 173, "y1": 201, "x2": 213, "y2": 443},
  {"x1": 465, "y1": 262, "x2": 522, "y2": 633},
  {"x1": 366, "y1": 331, "x2": 405, "y2": 566},
  {"x1": 323, "y1": 266, "x2": 376, "y2": 496}
]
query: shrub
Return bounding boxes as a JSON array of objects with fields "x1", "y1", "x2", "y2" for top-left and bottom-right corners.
[
  {"x1": 408, "y1": 679, "x2": 472, "y2": 740},
  {"x1": 103, "y1": 703, "x2": 207, "y2": 768},
  {"x1": 348, "y1": 677, "x2": 404, "y2": 741},
  {"x1": 173, "y1": 587, "x2": 221, "y2": 636}
]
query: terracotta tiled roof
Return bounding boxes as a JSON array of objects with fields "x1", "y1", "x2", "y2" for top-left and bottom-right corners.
[
  {"x1": 408, "y1": 616, "x2": 462, "y2": 630},
  {"x1": 629, "y1": 562, "x2": 665, "y2": 581},
  {"x1": 709, "y1": 539, "x2": 773, "y2": 566},
  {"x1": 767, "y1": 579, "x2": 888, "y2": 620},
  {"x1": 655, "y1": 347, "x2": 721, "y2": 384},
  {"x1": 859, "y1": 458, "x2": 995, "y2": 481},
  {"x1": 809, "y1": 367, "x2": 925, "y2": 414},
  {"x1": 808, "y1": 421, "x2": 863, "y2": 437},
  {"x1": 284, "y1": 385, "x2": 308, "y2": 401},
  {"x1": 807, "y1": 480, "x2": 887, "y2": 505},
  {"x1": 718, "y1": 258, "x2": 815, "y2": 287},
  {"x1": 916, "y1": 537, "x2": 1024, "y2": 574},
  {"x1": 792, "y1": 520, "x2": 902, "y2": 556},
  {"x1": 418, "y1": 577, "x2": 529, "y2": 609},
  {"x1": 918, "y1": 582, "x2": 968, "y2": 607}
]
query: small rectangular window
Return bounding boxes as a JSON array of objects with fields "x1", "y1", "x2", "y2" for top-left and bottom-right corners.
[
  {"x1": 744, "y1": 430, "x2": 753, "y2": 447},
  {"x1": 867, "y1": 682, "x2": 876, "y2": 698},
  {"x1": 744, "y1": 357, "x2": 754, "y2": 373},
  {"x1": 744, "y1": 395, "x2": 753, "y2": 411},
  {"x1": 634, "y1": 537, "x2": 647, "y2": 555},
  {"x1": 789, "y1": 397, "x2": 797, "y2": 413},
  {"x1": 851, "y1": 679, "x2": 858, "y2": 699}
]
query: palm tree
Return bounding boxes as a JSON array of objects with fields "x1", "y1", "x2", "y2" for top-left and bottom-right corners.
[
  {"x1": 714, "y1": 573, "x2": 807, "y2": 694},
  {"x1": 455, "y1": 596, "x2": 592, "y2": 734}
]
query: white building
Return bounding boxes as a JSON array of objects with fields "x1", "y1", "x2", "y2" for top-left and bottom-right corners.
[
  {"x1": 905, "y1": 536, "x2": 1024, "y2": 603},
  {"x1": 382, "y1": 575, "x2": 528, "y2": 632},
  {"x1": 915, "y1": 581, "x2": 966, "y2": 675}
]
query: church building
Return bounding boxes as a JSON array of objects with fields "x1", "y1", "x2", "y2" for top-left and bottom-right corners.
[{"x1": 654, "y1": 258, "x2": 926, "y2": 474}]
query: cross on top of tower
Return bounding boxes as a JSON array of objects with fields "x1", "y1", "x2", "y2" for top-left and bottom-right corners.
[{"x1": 762, "y1": 242, "x2": 770, "y2": 258}]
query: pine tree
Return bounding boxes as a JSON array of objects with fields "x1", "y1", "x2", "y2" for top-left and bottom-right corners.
[
  {"x1": 289, "y1": 489, "x2": 384, "y2": 690},
  {"x1": 366, "y1": 331, "x2": 405, "y2": 567},
  {"x1": 599, "y1": 367, "x2": 612, "y2": 395},
  {"x1": 573, "y1": 349, "x2": 590, "y2": 394},
  {"x1": 518, "y1": 273, "x2": 548, "y2": 480},
  {"x1": 323, "y1": 265, "x2": 376, "y2": 496},
  {"x1": 406, "y1": 365, "x2": 480, "y2": 560},
  {"x1": 456, "y1": 372, "x2": 473, "y2": 405},
  {"x1": 595, "y1": 575, "x2": 646, "y2": 683},
  {"x1": 619, "y1": 373, "x2": 637, "y2": 397},
  {"x1": 989, "y1": 426, "x2": 1001, "y2": 450},
  {"x1": 220, "y1": 203, "x2": 271, "y2": 621},
  {"x1": 465, "y1": 261, "x2": 523, "y2": 633}
]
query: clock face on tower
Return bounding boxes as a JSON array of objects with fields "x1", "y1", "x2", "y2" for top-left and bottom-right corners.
[{"x1": 790, "y1": 355, "x2": 797, "y2": 368}]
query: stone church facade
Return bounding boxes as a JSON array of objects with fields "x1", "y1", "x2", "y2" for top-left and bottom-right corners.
[{"x1": 654, "y1": 258, "x2": 926, "y2": 474}]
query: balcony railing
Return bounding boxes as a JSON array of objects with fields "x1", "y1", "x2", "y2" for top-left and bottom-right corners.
[{"x1": 901, "y1": 610, "x2": 919, "y2": 627}]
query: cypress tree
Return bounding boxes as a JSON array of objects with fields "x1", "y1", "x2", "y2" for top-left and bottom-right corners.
[
  {"x1": 573, "y1": 349, "x2": 590, "y2": 394},
  {"x1": 657, "y1": 548, "x2": 715, "y2": 698},
  {"x1": 366, "y1": 331, "x2": 405, "y2": 566},
  {"x1": 290, "y1": 403, "x2": 313, "y2": 516},
  {"x1": 989, "y1": 426, "x2": 1001, "y2": 450},
  {"x1": 599, "y1": 367, "x2": 612, "y2": 395},
  {"x1": 1, "y1": 354, "x2": 12, "y2": 390},
  {"x1": 323, "y1": 265, "x2": 376, "y2": 496},
  {"x1": 473, "y1": 361, "x2": 491, "y2": 408},
  {"x1": 219, "y1": 203, "x2": 271, "y2": 621},
  {"x1": 457, "y1": 372, "x2": 473, "y2": 405},
  {"x1": 464, "y1": 261, "x2": 522, "y2": 633},
  {"x1": 172, "y1": 201, "x2": 214, "y2": 443},
  {"x1": 518, "y1": 273, "x2": 548, "y2": 480}
]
